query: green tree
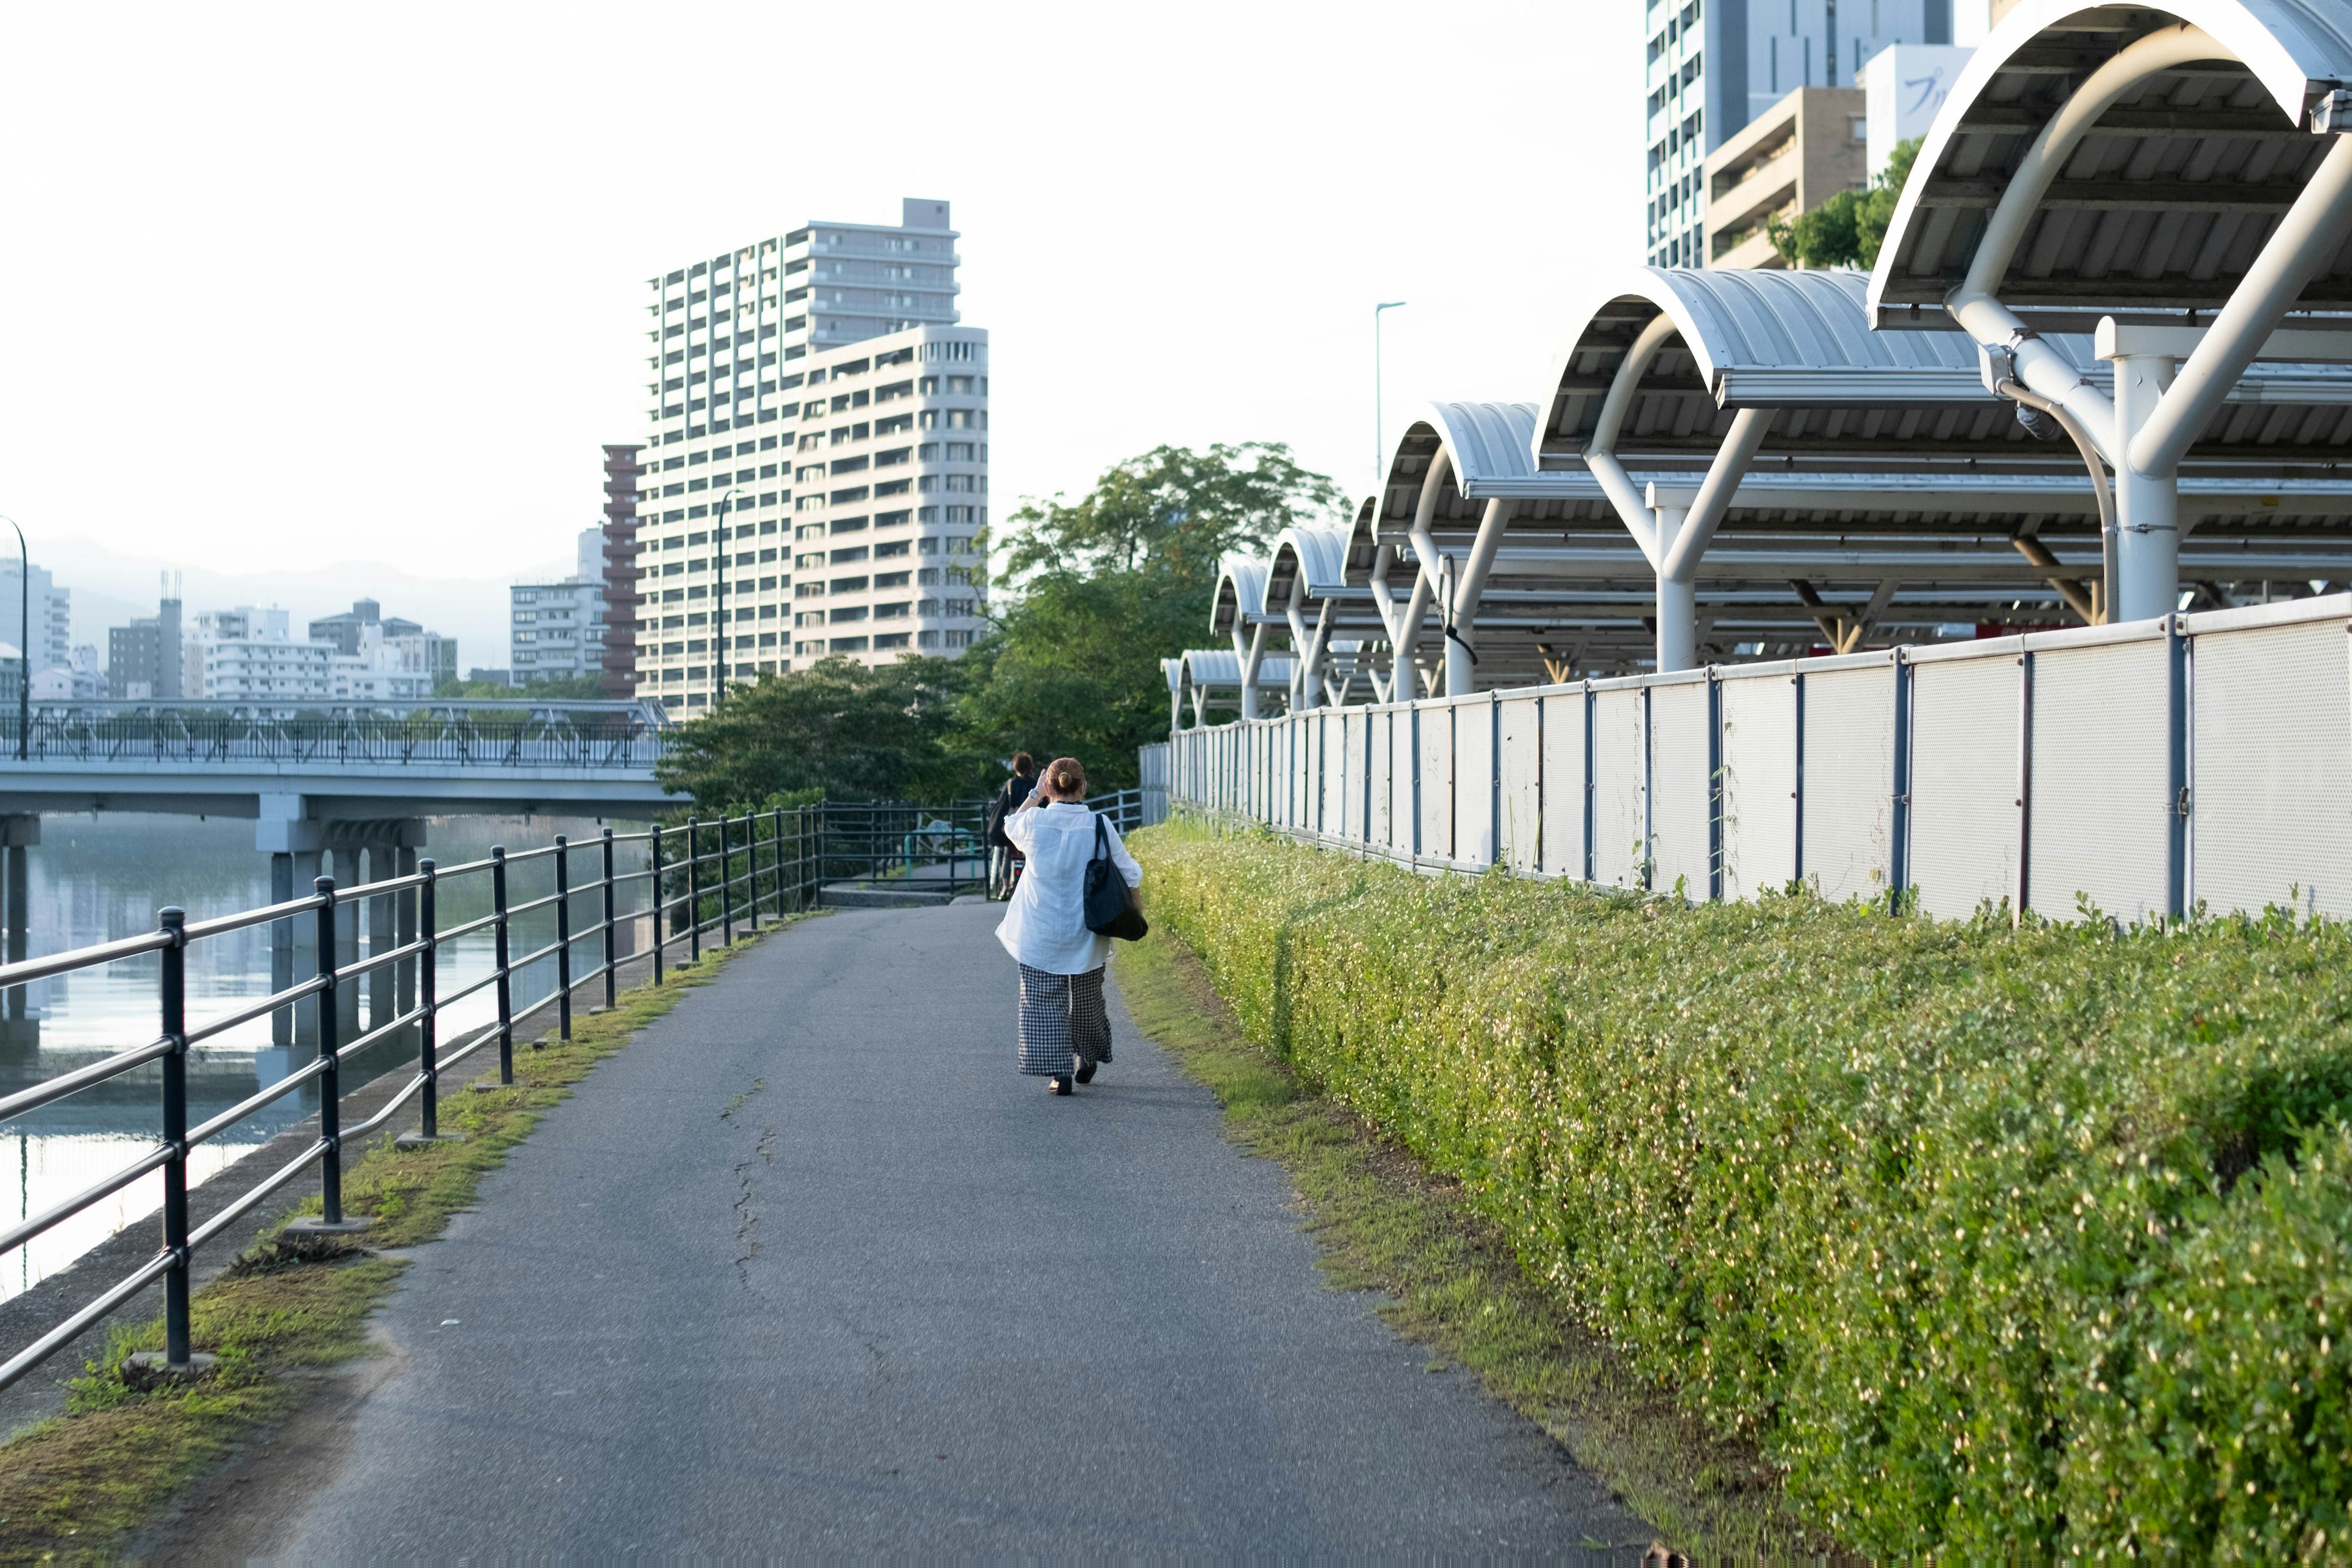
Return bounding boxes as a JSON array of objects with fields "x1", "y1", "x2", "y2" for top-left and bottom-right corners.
[
  {"x1": 1768, "y1": 136, "x2": 1922, "y2": 270},
  {"x1": 956, "y1": 441, "x2": 1348, "y2": 790},
  {"x1": 655, "y1": 655, "x2": 978, "y2": 805},
  {"x1": 1000, "y1": 441, "x2": 1346, "y2": 586},
  {"x1": 432, "y1": 674, "x2": 609, "y2": 700}
]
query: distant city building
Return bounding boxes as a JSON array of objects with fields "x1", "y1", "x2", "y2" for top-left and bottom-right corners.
[
  {"x1": 108, "y1": 586, "x2": 183, "y2": 701},
  {"x1": 0, "y1": 560, "x2": 71, "y2": 679},
  {"x1": 466, "y1": 667, "x2": 513, "y2": 686},
  {"x1": 510, "y1": 529, "x2": 608, "y2": 685},
  {"x1": 600, "y1": 444, "x2": 646, "y2": 699},
  {"x1": 29, "y1": 646, "x2": 106, "y2": 701},
  {"x1": 1643, "y1": 0, "x2": 1968, "y2": 268},
  {"x1": 304, "y1": 598, "x2": 456, "y2": 692},
  {"x1": 190, "y1": 607, "x2": 333, "y2": 701},
  {"x1": 630, "y1": 199, "x2": 984, "y2": 709},
  {"x1": 1863, "y1": 43, "x2": 1974, "y2": 178},
  {"x1": 1701, "y1": 86, "x2": 1866, "y2": 268}
]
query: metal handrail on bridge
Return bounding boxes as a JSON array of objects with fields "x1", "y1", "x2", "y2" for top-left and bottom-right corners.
[
  {"x1": 0, "y1": 788, "x2": 1158, "y2": 1392},
  {"x1": 0, "y1": 699, "x2": 673, "y2": 771}
]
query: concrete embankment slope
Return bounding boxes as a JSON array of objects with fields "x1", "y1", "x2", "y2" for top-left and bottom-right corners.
[{"x1": 226, "y1": 905, "x2": 1649, "y2": 1557}]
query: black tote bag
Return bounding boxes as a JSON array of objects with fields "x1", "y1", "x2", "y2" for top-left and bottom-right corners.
[{"x1": 1083, "y1": 815, "x2": 1148, "y2": 941}]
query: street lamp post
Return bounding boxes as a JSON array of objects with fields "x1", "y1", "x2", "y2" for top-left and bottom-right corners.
[
  {"x1": 1374, "y1": 301, "x2": 1407, "y2": 490},
  {"x1": 0, "y1": 518, "x2": 26, "y2": 760},
  {"x1": 710, "y1": 490, "x2": 746, "y2": 710}
]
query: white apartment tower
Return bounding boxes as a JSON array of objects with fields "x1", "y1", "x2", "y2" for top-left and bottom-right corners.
[{"x1": 630, "y1": 198, "x2": 988, "y2": 711}]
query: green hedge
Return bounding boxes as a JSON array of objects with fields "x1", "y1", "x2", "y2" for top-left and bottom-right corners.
[{"x1": 1133, "y1": 820, "x2": 2352, "y2": 1558}]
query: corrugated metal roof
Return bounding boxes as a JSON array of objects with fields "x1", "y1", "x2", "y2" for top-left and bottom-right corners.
[
  {"x1": 1534, "y1": 265, "x2": 2352, "y2": 472},
  {"x1": 1176, "y1": 649, "x2": 1295, "y2": 690},
  {"x1": 1264, "y1": 526, "x2": 1358, "y2": 607},
  {"x1": 1210, "y1": 555, "x2": 1271, "y2": 637},
  {"x1": 1871, "y1": 0, "x2": 2352, "y2": 317}
]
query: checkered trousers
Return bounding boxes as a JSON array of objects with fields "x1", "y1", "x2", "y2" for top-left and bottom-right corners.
[{"x1": 1016, "y1": 963, "x2": 1113, "y2": 1076}]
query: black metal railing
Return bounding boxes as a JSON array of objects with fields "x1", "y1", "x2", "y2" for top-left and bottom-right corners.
[
  {"x1": 0, "y1": 807, "x2": 814, "y2": 1391},
  {"x1": 0, "y1": 789, "x2": 1163, "y2": 1391},
  {"x1": 0, "y1": 700, "x2": 670, "y2": 771}
]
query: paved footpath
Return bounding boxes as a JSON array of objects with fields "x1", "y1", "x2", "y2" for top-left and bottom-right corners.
[{"x1": 248, "y1": 905, "x2": 1653, "y2": 1558}]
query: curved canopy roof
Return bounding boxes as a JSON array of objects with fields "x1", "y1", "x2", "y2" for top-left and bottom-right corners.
[
  {"x1": 1208, "y1": 556, "x2": 1272, "y2": 639},
  {"x1": 1870, "y1": 0, "x2": 2352, "y2": 320},
  {"x1": 1536, "y1": 264, "x2": 2352, "y2": 479}
]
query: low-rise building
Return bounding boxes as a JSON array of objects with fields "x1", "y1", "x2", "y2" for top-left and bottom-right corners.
[
  {"x1": 192, "y1": 608, "x2": 335, "y2": 702},
  {"x1": 510, "y1": 527, "x2": 609, "y2": 686},
  {"x1": 1702, "y1": 86, "x2": 1869, "y2": 270},
  {"x1": 30, "y1": 646, "x2": 107, "y2": 701}
]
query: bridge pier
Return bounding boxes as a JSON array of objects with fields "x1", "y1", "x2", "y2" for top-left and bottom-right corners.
[{"x1": 0, "y1": 817, "x2": 37, "y2": 1027}]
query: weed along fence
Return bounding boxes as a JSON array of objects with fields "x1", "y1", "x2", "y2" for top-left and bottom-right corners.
[
  {"x1": 0, "y1": 793, "x2": 1098, "y2": 1395},
  {"x1": 1167, "y1": 594, "x2": 2352, "y2": 922}
]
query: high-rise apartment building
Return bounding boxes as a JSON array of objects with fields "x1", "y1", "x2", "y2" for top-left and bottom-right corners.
[
  {"x1": 630, "y1": 198, "x2": 986, "y2": 710},
  {"x1": 1643, "y1": 0, "x2": 1949, "y2": 268}
]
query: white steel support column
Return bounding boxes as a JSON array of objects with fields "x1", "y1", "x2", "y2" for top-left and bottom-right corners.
[
  {"x1": 1236, "y1": 621, "x2": 1269, "y2": 721},
  {"x1": 1649, "y1": 488, "x2": 1697, "y2": 672},
  {"x1": 2112, "y1": 353, "x2": 2180, "y2": 622},
  {"x1": 1443, "y1": 498, "x2": 1512, "y2": 698}
]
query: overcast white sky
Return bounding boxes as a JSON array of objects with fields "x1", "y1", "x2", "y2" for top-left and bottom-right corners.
[{"x1": 0, "y1": 2, "x2": 1644, "y2": 665}]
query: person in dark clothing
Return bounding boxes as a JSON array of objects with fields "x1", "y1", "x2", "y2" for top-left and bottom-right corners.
[{"x1": 987, "y1": 752, "x2": 1038, "y2": 900}]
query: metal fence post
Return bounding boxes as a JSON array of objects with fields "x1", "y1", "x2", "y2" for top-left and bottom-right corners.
[
  {"x1": 719, "y1": 815, "x2": 733, "y2": 947},
  {"x1": 314, "y1": 878, "x2": 347, "y2": 1223},
  {"x1": 158, "y1": 906, "x2": 191, "y2": 1366},
  {"x1": 554, "y1": 834, "x2": 573, "y2": 1043},
  {"x1": 687, "y1": 816, "x2": 701, "y2": 967},
  {"x1": 650, "y1": 823, "x2": 665, "y2": 987},
  {"x1": 601, "y1": 827, "x2": 617, "y2": 1012},
  {"x1": 418, "y1": 859, "x2": 440, "y2": 1137},
  {"x1": 491, "y1": 847, "x2": 513, "y2": 1085}
]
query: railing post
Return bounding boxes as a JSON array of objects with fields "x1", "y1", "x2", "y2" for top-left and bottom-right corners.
[
  {"x1": 314, "y1": 878, "x2": 347, "y2": 1224},
  {"x1": 418, "y1": 859, "x2": 440, "y2": 1137},
  {"x1": 686, "y1": 816, "x2": 701, "y2": 967},
  {"x1": 768, "y1": 809, "x2": 782, "y2": 920},
  {"x1": 650, "y1": 823, "x2": 665, "y2": 987},
  {"x1": 159, "y1": 906, "x2": 191, "y2": 1366},
  {"x1": 554, "y1": 834, "x2": 573, "y2": 1042},
  {"x1": 719, "y1": 815, "x2": 733, "y2": 947},
  {"x1": 601, "y1": 827, "x2": 617, "y2": 1012},
  {"x1": 492, "y1": 846, "x2": 513, "y2": 1085}
]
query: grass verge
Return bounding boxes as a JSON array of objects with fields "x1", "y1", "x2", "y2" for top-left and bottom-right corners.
[
  {"x1": 0, "y1": 927, "x2": 777, "y2": 1564},
  {"x1": 1112, "y1": 924, "x2": 1839, "y2": 1560}
]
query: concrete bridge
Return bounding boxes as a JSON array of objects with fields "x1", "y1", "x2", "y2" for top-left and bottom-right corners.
[{"x1": 0, "y1": 699, "x2": 678, "y2": 974}]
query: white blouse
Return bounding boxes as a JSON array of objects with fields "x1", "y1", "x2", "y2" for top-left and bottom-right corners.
[{"x1": 994, "y1": 801, "x2": 1143, "y2": 975}]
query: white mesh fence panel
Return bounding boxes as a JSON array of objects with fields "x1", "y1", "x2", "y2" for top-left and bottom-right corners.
[
  {"x1": 1498, "y1": 695, "x2": 1544, "y2": 874},
  {"x1": 1542, "y1": 689, "x2": 1588, "y2": 878},
  {"x1": 1382, "y1": 710, "x2": 1401, "y2": 851},
  {"x1": 1803, "y1": 664, "x2": 1896, "y2": 904},
  {"x1": 1719, "y1": 672, "x2": 1796, "y2": 899},
  {"x1": 1650, "y1": 681, "x2": 1712, "y2": 900},
  {"x1": 1419, "y1": 702, "x2": 1455, "y2": 859},
  {"x1": 1455, "y1": 697, "x2": 1498, "y2": 867},
  {"x1": 1909, "y1": 653, "x2": 2023, "y2": 920},
  {"x1": 2031, "y1": 636, "x2": 2170, "y2": 923},
  {"x1": 1593, "y1": 687, "x2": 1648, "y2": 889},
  {"x1": 2193, "y1": 617, "x2": 2352, "y2": 920}
]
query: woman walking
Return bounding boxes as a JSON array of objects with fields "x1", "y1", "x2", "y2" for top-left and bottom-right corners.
[{"x1": 995, "y1": 755, "x2": 1141, "y2": 1096}]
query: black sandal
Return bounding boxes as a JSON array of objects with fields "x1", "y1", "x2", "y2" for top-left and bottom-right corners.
[
  {"x1": 1074, "y1": 1057, "x2": 1097, "y2": 1085},
  {"x1": 1047, "y1": 1076, "x2": 1072, "y2": 1096}
]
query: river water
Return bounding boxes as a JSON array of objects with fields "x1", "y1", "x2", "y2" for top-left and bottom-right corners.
[{"x1": 0, "y1": 813, "x2": 652, "y2": 1303}]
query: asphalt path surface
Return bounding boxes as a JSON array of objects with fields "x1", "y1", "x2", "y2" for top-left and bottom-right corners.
[{"x1": 258, "y1": 905, "x2": 1653, "y2": 1558}]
